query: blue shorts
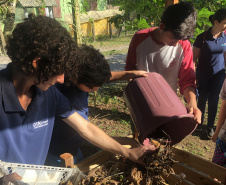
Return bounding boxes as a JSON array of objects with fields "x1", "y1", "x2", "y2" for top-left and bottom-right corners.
[{"x1": 212, "y1": 138, "x2": 226, "y2": 167}]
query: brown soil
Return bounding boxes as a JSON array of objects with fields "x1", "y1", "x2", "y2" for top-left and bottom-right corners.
[{"x1": 80, "y1": 139, "x2": 175, "y2": 185}]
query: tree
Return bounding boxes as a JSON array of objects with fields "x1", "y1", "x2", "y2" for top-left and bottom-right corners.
[
  {"x1": 185, "y1": 0, "x2": 226, "y2": 43},
  {"x1": 109, "y1": 0, "x2": 165, "y2": 33},
  {"x1": 110, "y1": 0, "x2": 226, "y2": 43},
  {"x1": 0, "y1": 0, "x2": 15, "y2": 54}
]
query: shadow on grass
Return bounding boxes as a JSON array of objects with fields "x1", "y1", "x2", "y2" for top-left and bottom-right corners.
[{"x1": 88, "y1": 106, "x2": 131, "y2": 122}]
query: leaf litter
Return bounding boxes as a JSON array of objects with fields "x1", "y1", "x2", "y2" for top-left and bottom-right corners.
[{"x1": 78, "y1": 138, "x2": 175, "y2": 185}]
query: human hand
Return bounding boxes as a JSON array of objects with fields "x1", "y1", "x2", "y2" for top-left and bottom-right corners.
[
  {"x1": 127, "y1": 144, "x2": 156, "y2": 166},
  {"x1": 0, "y1": 173, "x2": 22, "y2": 185},
  {"x1": 186, "y1": 105, "x2": 201, "y2": 124},
  {"x1": 131, "y1": 70, "x2": 148, "y2": 78},
  {"x1": 212, "y1": 133, "x2": 218, "y2": 142}
]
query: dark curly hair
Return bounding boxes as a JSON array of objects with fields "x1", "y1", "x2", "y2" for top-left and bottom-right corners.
[
  {"x1": 161, "y1": 2, "x2": 197, "y2": 40},
  {"x1": 65, "y1": 44, "x2": 111, "y2": 89},
  {"x1": 209, "y1": 9, "x2": 226, "y2": 25},
  {"x1": 6, "y1": 13, "x2": 77, "y2": 84}
]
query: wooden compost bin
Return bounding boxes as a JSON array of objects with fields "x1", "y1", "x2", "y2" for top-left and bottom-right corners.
[{"x1": 76, "y1": 137, "x2": 226, "y2": 185}]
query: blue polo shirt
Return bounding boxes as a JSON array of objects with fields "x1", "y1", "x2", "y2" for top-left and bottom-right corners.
[
  {"x1": 193, "y1": 27, "x2": 226, "y2": 75},
  {"x1": 0, "y1": 64, "x2": 76, "y2": 165},
  {"x1": 48, "y1": 84, "x2": 89, "y2": 156}
]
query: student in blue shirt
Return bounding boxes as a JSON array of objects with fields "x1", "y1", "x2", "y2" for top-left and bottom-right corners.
[
  {"x1": 193, "y1": 9, "x2": 226, "y2": 138},
  {"x1": 46, "y1": 45, "x2": 148, "y2": 167},
  {"x1": 0, "y1": 14, "x2": 155, "y2": 184}
]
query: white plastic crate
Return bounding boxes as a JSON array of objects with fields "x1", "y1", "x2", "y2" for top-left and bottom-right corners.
[{"x1": 0, "y1": 160, "x2": 85, "y2": 185}]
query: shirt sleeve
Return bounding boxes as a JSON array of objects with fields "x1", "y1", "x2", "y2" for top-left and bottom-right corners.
[
  {"x1": 193, "y1": 32, "x2": 205, "y2": 49},
  {"x1": 125, "y1": 33, "x2": 138, "y2": 71},
  {"x1": 178, "y1": 40, "x2": 196, "y2": 94},
  {"x1": 54, "y1": 87, "x2": 76, "y2": 119},
  {"x1": 220, "y1": 79, "x2": 226, "y2": 100},
  {"x1": 55, "y1": 84, "x2": 89, "y2": 121},
  {"x1": 125, "y1": 28, "x2": 155, "y2": 71}
]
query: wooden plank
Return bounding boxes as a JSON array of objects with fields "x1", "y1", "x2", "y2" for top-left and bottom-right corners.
[
  {"x1": 163, "y1": 173, "x2": 194, "y2": 185},
  {"x1": 173, "y1": 161, "x2": 222, "y2": 185},
  {"x1": 76, "y1": 150, "x2": 113, "y2": 173},
  {"x1": 173, "y1": 148, "x2": 226, "y2": 183}
]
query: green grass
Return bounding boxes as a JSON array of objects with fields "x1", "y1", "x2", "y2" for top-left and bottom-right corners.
[{"x1": 82, "y1": 34, "x2": 133, "y2": 56}]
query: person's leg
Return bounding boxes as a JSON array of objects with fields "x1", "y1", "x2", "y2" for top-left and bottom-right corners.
[
  {"x1": 196, "y1": 79, "x2": 209, "y2": 131},
  {"x1": 207, "y1": 70, "x2": 225, "y2": 137}
]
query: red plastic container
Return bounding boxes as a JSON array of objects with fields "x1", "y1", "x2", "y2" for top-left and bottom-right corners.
[{"x1": 123, "y1": 72, "x2": 197, "y2": 145}]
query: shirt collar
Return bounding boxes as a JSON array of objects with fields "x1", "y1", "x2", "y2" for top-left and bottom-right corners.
[
  {"x1": 208, "y1": 27, "x2": 226, "y2": 39},
  {"x1": 1, "y1": 65, "x2": 45, "y2": 112}
]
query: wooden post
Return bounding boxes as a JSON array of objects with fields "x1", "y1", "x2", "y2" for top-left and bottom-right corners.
[
  {"x1": 165, "y1": 0, "x2": 178, "y2": 9},
  {"x1": 90, "y1": 18, "x2": 96, "y2": 42},
  {"x1": 72, "y1": 0, "x2": 82, "y2": 45},
  {"x1": 0, "y1": 24, "x2": 6, "y2": 54},
  {"x1": 109, "y1": 17, "x2": 112, "y2": 39},
  {"x1": 60, "y1": 153, "x2": 74, "y2": 168}
]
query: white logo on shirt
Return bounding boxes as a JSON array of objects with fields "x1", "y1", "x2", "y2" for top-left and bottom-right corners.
[{"x1": 33, "y1": 120, "x2": 48, "y2": 129}]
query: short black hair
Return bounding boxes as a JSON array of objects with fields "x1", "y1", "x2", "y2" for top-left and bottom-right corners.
[
  {"x1": 209, "y1": 8, "x2": 226, "y2": 25},
  {"x1": 65, "y1": 44, "x2": 111, "y2": 89},
  {"x1": 6, "y1": 13, "x2": 77, "y2": 84},
  {"x1": 161, "y1": 2, "x2": 197, "y2": 40}
]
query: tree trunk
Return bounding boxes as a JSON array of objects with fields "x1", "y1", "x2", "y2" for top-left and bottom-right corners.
[
  {"x1": 0, "y1": 23, "x2": 6, "y2": 54},
  {"x1": 91, "y1": 19, "x2": 96, "y2": 42},
  {"x1": 109, "y1": 17, "x2": 112, "y2": 39},
  {"x1": 72, "y1": 0, "x2": 82, "y2": 45}
]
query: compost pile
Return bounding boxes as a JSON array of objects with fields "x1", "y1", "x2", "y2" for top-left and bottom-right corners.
[{"x1": 79, "y1": 139, "x2": 175, "y2": 185}]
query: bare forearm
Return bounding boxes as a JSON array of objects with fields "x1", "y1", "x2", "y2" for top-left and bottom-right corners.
[
  {"x1": 63, "y1": 112, "x2": 156, "y2": 166},
  {"x1": 63, "y1": 113, "x2": 130, "y2": 158},
  {"x1": 110, "y1": 71, "x2": 148, "y2": 82},
  {"x1": 183, "y1": 86, "x2": 197, "y2": 107},
  {"x1": 183, "y1": 86, "x2": 201, "y2": 123},
  {"x1": 110, "y1": 71, "x2": 130, "y2": 81}
]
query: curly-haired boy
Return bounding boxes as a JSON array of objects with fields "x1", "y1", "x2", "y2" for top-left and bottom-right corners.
[{"x1": 0, "y1": 14, "x2": 155, "y2": 183}]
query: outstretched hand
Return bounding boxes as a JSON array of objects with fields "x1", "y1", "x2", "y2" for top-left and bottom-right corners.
[
  {"x1": 212, "y1": 133, "x2": 218, "y2": 142},
  {"x1": 186, "y1": 105, "x2": 202, "y2": 124},
  {"x1": 132, "y1": 70, "x2": 148, "y2": 78},
  {"x1": 128, "y1": 144, "x2": 156, "y2": 166}
]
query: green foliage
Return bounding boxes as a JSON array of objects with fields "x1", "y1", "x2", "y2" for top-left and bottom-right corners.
[
  {"x1": 186, "y1": 0, "x2": 226, "y2": 43},
  {"x1": 110, "y1": 0, "x2": 165, "y2": 31},
  {"x1": 190, "y1": 7, "x2": 214, "y2": 43},
  {"x1": 0, "y1": 0, "x2": 14, "y2": 20},
  {"x1": 187, "y1": 0, "x2": 226, "y2": 12},
  {"x1": 108, "y1": 14, "x2": 124, "y2": 29},
  {"x1": 125, "y1": 18, "x2": 150, "y2": 31},
  {"x1": 78, "y1": 0, "x2": 90, "y2": 13},
  {"x1": 109, "y1": 0, "x2": 226, "y2": 42},
  {"x1": 104, "y1": 96, "x2": 110, "y2": 104},
  {"x1": 97, "y1": 0, "x2": 107, "y2": 11}
]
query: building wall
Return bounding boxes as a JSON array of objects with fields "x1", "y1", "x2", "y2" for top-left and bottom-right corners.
[{"x1": 80, "y1": 17, "x2": 118, "y2": 37}]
